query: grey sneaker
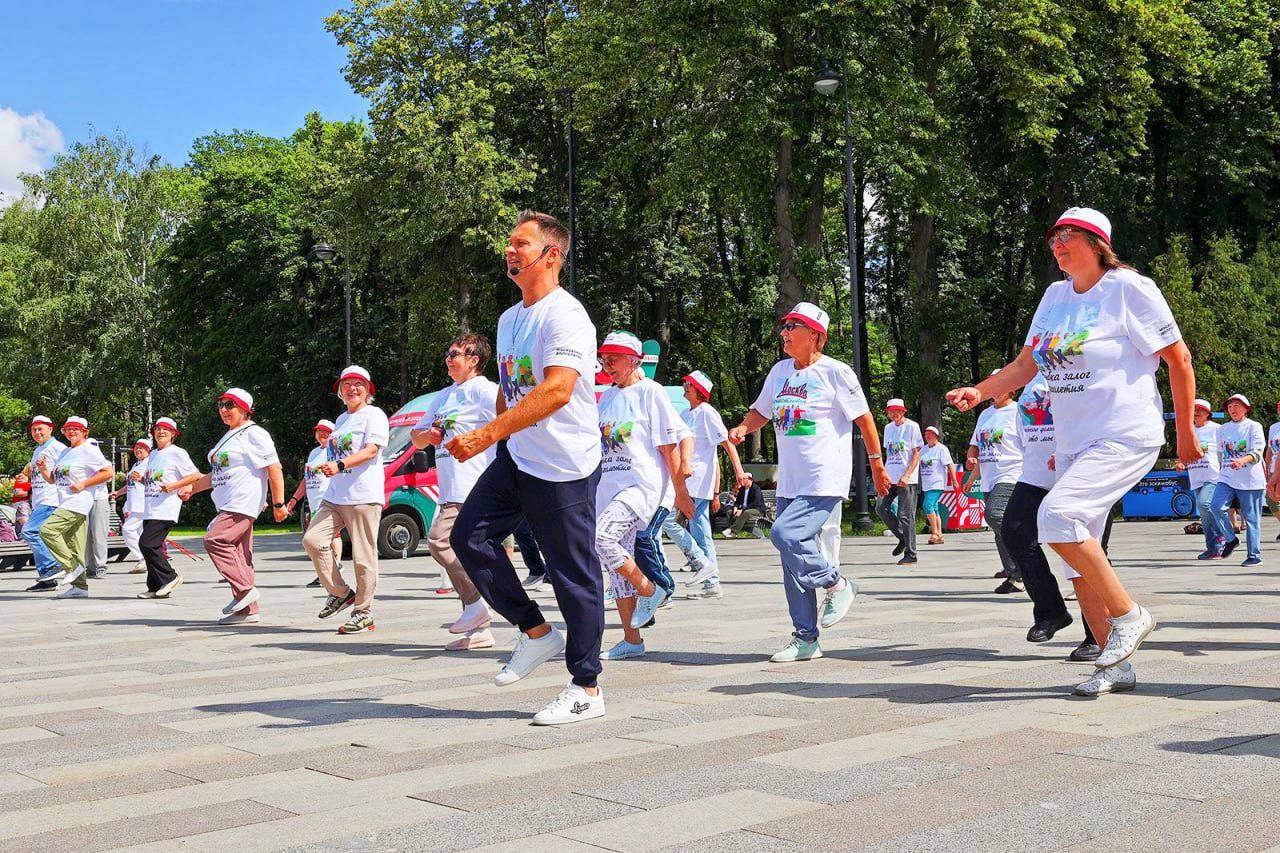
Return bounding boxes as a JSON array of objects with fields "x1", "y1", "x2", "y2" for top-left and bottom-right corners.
[
  {"x1": 1096, "y1": 605, "x2": 1155, "y2": 668},
  {"x1": 1074, "y1": 661, "x2": 1136, "y2": 696},
  {"x1": 318, "y1": 589, "x2": 356, "y2": 619},
  {"x1": 683, "y1": 583, "x2": 723, "y2": 600},
  {"x1": 686, "y1": 561, "x2": 719, "y2": 587}
]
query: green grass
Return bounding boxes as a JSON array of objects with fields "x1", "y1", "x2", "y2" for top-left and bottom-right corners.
[{"x1": 168, "y1": 523, "x2": 302, "y2": 538}]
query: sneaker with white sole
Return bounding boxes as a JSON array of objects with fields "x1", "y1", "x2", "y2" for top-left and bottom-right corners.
[
  {"x1": 494, "y1": 627, "x2": 566, "y2": 686},
  {"x1": 521, "y1": 572, "x2": 547, "y2": 590},
  {"x1": 1096, "y1": 605, "x2": 1155, "y2": 668},
  {"x1": 1074, "y1": 661, "x2": 1135, "y2": 696},
  {"x1": 136, "y1": 590, "x2": 160, "y2": 599},
  {"x1": 222, "y1": 587, "x2": 260, "y2": 615},
  {"x1": 686, "y1": 561, "x2": 719, "y2": 587},
  {"x1": 600, "y1": 639, "x2": 645, "y2": 660},
  {"x1": 155, "y1": 576, "x2": 183, "y2": 598},
  {"x1": 629, "y1": 587, "x2": 669, "y2": 630},
  {"x1": 819, "y1": 579, "x2": 858, "y2": 628},
  {"x1": 318, "y1": 589, "x2": 356, "y2": 619},
  {"x1": 683, "y1": 583, "x2": 723, "y2": 600},
  {"x1": 449, "y1": 605, "x2": 492, "y2": 635},
  {"x1": 218, "y1": 611, "x2": 260, "y2": 625},
  {"x1": 338, "y1": 611, "x2": 375, "y2": 634},
  {"x1": 54, "y1": 585, "x2": 88, "y2": 599},
  {"x1": 129, "y1": 560, "x2": 147, "y2": 574},
  {"x1": 770, "y1": 637, "x2": 823, "y2": 663},
  {"x1": 531, "y1": 682, "x2": 605, "y2": 726},
  {"x1": 445, "y1": 628, "x2": 495, "y2": 651},
  {"x1": 62, "y1": 565, "x2": 87, "y2": 586}
]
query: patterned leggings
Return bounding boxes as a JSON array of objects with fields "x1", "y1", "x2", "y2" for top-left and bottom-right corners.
[{"x1": 595, "y1": 499, "x2": 642, "y2": 600}]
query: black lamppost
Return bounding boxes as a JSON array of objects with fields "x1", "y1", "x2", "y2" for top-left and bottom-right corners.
[
  {"x1": 816, "y1": 61, "x2": 872, "y2": 529},
  {"x1": 555, "y1": 87, "x2": 578, "y2": 295},
  {"x1": 309, "y1": 210, "x2": 353, "y2": 365}
]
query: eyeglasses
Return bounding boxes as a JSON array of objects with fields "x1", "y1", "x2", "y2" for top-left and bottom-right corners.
[
  {"x1": 1048, "y1": 226, "x2": 1085, "y2": 247},
  {"x1": 779, "y1": 321, "x2": 807, "y2": 332},
  {"x1": 216, "y1": 400, "x2": 237, "y2": 410},
  {"x1": 444, "y1": 349, "x2": 473, "y2": 361}
]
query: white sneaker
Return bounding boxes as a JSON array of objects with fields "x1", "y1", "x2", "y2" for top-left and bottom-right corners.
[
  {"x1": 449, "y1": 604, "x2": 492, "y2": 634},
  {"x1": 222, "y1": 587, "x2": 260, "y2": 615},
  {"x1": 156, "y1": 576, "x2": 183, "y2": 598},
  {"x1": 62, "y1": 565, "x2": 86, "y2": 586},
  {"x1": 54, "y1": 585, "x2": 88, "y2": 599},
  {"x1": 686, "y1": 561, "x2": 718, "y2": 587},
  {"x1": 1074, "y1": 661, "x2": 1136, "y2": 696},
  {"x1": 445, "y1": 628, "x2": 495, "y2": 651},
  {"x1": 129, "y1": 560, "x2": 147, "y2": 574},
  {"x1": 494, "y1": 627, "x2": 566, "y2": 686},
  {"x1": 531, "y1": 682, "x2": 605, "y2": 726},
  {"x1": 218, "y1": 611, "x2": 260, "y2": 625},
  {"x1": 1096, "y1": 605, "x2": 1155, "y2": 668},
  {"x1": 683, "y1": 583, "x2": 723, "y2": 600}
]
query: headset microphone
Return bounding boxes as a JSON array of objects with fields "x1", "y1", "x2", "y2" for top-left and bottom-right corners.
[{"x1": 507, "y1": 244, "x2": 551, "y2": 276}]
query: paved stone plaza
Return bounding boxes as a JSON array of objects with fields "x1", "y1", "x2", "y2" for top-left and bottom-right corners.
[{"x1": 3, "y1": 521, "x2": 1280, "y2": 851}]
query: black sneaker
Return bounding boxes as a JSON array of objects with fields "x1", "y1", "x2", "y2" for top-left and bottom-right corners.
[
  {"x1": 1027, "y1": 613, "x2": 1073, "y2": 643},
  {"x1": 993, "y1": 579, "x2": 1024, "y2": 594},
  {"x1": 1069, "y1": 641, "x2": 1102, "y2": 662},
  {"x1": 892, "y1": 540, "x2": 906, "y2": 557},
  {"x1": 1221, "y1": 537, "x2": 1241, "y2": 559},
  {"x1": 306, "y1": 577, "x2": 323, "y2": 588},
  {"x1": 897, "y1": 556, "x2": 917, "y2": 566},
  {"x1": 27, "y1": 578, "x2": 58, "y2": 592}
]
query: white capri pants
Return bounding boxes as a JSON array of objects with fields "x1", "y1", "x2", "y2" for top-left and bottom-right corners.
[
  {"x1": 596, "y1": 500, "x2": 643, "y2": 600},
  {"x1": 1039, "y1": 439, "x2": 1161, "y2": 579},
  {"x1": 122, "y1": 513, "x2": 145, "y2": 561}
]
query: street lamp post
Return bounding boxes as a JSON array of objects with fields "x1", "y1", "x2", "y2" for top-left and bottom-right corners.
[
  {"x1": 816, "y1": 61, "x2": 873, "y2": 529},
  {"x1": 555, "y1": 87, "x2": 578, "y2": 295},
  {"x1": 309, "y1": 210, "x2": 353, "y2": 366}
]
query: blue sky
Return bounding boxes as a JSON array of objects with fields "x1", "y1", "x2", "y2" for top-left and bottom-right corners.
[{"x1": 1, "y1": 0, "x2": 369, "y2": 199}]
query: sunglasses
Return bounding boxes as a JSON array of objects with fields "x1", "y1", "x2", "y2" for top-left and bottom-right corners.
[
  {"x1": 779, "y1": 321, "x2": 808, "y2": 332},
  {"x1": 444, "y1": 349, "x2": 473, "y2": 361},
  {"x1": 216, "y1": 400, "x2": 238, "y2": 410},
  {"x1": 1048, "y1": 226, "x2": 1085, "y2": 247}
]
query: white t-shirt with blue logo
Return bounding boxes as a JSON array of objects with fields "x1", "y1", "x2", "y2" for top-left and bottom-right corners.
[
  {"x1": 144, "y1": 445, "x2": 199, "y2": 522},
  {"x1": 883, "y1": 419, "x2": 924, "y2": 485},
  {"x1": 919, "y1": 442, "x2": 954, "y2": 492},
  {"x1": 52, "y1": 441, "x2": 112, "y2": 516},
  {"x1": 324, "y1": 405, "x2": 390, "y2": 506}
]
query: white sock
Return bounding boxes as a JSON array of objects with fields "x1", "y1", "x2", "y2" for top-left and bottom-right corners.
[
  {"x1": 828, "y1": 577, "x2": 846, "y2": 593},
  {"x1": 460, "y1": 599, "x2": 487, "y2": 620},
  {"x1": 1113, "y1": 604, "x2": 1142, "y2": 624}
]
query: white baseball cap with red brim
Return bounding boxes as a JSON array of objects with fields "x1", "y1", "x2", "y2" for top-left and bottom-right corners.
[
  {"x1": 782, "y1": 302, "x2": 830, "y2": 335},
  {"x1": 218, "y1": 387, "x2": 254, "y2": 413},
  {"x1": 924, "y1": 425, "x2": 940, "y2": 436},
  {"x1": 683, "y1": 370, "x2": 713, "y2": 400},
  {"x1": 133, "y1": 437, "x2": 153, "y2": 450},
  {"x1": 1193, "y1": 399, "x2": 1212, "y2": 413},
  {"x1": 1048, "y1": 207, "x2": 1112, "y2": 245},
  {"x1": 30, "y1": 415, "x2": 53, "y2": 428},
  {"x1": 334, "y1": 365, "x2": 376, "y2": 393},
  {"x1": 886, "y1": 398, "x2": 907, "y2": 411},
  {"x1": 314, "y1": 419, "x2": 336, "y2": 433},
  {"x1": 599, "y1": 331, "x2": 643, "y2": 358},
  {"x1": 63, "y1": 416, "x2": 88, "y2": 431},
  {"x1": 1227, "y1": 393, "x2": 1252, "y2": 411},
  {"x1": 153, "y1": 417, "x2": 180, "y2": 435}
]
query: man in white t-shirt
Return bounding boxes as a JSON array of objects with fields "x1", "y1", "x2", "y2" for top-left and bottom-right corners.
[
  {"x1": 876, "y1": 399, "x2": 923, "y2": 565},
  {"x1": 21, "y1": 416, "x2": 68, "y2": 591},
  {"x1": 966, "y1": 378, "x2": 1024, "y2": 592},
  {"x1": 447, "y1": 210, "x2": 606, "y2": 726}
]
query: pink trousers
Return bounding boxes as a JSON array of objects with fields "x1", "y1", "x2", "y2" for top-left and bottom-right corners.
[{"x1": 205, "y1": 511, "x2": 258, "y2": 614}]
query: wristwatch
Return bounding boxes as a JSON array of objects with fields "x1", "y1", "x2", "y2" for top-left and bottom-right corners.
[
  {"x1": 336, "y1": 460, "x2": 346, "y2": 472},
  {"x1": 272, "y1": 501, "x2": 286, "y2": 508}
]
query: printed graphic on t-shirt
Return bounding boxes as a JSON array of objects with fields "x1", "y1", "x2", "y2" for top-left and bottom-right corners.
[
  {"x1": 1222, "y1": 439, "x2": 1250, "y2": 462},
  {"x1": 976, "y1": 427, "x2": 1006, "y2": 458},
  {"x1": 433, "y1": 412, "x2": 460, "y2": 433},
  {"x1": 54, "y1": 464, "x2": 73, "y2": 487},
  {"x1": 886, "y1": 439, "x2": 909, "y2": 461},
  {"x1": 600, "y1": 420, "x2": 634, "y2": 452},
  {"x1": 1019, "y1": 389, "x2": 1053, "y2": 426},
  {"x1": 143, "y1": 468, "x2": 165, "y2": 486},
  {"x1": 304, "y1": 462, "x2": 324, "y2": 483},
  {"x1": 499, "y1": 354, "x2": 536, "y2": 404},
  {"x1": 1030, "y1": 302, "x2": 1100, "y2": 389},
  {"x1": 772, "y1": 376, "x2": 821, "y2": 436},
  {"x1": 212, "y1": 451, "x2": 231, "y2": 471},
  {"x1": 326, "y1": 432, "x2": 356, "y2": 461}
]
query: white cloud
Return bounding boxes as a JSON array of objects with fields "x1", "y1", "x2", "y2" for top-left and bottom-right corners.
[{"x1": 0, "y1": 107, "x2": 66, "y2": 208}]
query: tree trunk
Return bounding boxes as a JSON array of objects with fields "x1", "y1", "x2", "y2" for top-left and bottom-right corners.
[
  {"x1": 910, "y1": 210, "x2": 940, "y2": 429},
  {"x1": 454, "y1": 240, "x2": 471, "y2": 332},
  {"x1": 771, "y1": 23, "x2": 806, "y2": 316}
]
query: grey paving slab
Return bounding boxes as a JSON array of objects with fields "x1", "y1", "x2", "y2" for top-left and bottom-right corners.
[{"x1": 1, "y1": 522, "x2": 1279, "y2": 851}]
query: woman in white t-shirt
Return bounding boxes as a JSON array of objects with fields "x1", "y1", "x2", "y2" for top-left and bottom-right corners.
[
  {"x1": 136, "y1": 418, "x2": 199, "y2": 599},
  {"x1": 1210, "y1": 393, "x2": 1266, "y2": 566},
  {"x1": 285, "y1": 419, "x2": 342, "y2": 589},
  {"x1": 302, "y1": 365, "x2": 390, "y2": 634},
  {"x1": 1175, "y1": 400, "x2": 1222, "y2": 559},
  {"x1": 947, "y1": 207, "x2": 1200, "y2": 697},
  {"x1": 109, "y1": 438, "x2": 152, "y2": 572},
  {"x1": 411, "y1": 333, "x2": 502, "y2": 651},
  {"x1": 919, "y1": 426, "x2": 956, "y2": 545},
  {"x1": 593, "y1": 332, "x2": 694, "y2": 660},
  {"x1": 965, "y1": 380, "x2": 1024, "y2": 592},
  {"x1": 729, "y1": 302, "x2": 891, "y2": 663},
  {"x1": 35, "y1": 416, "x2": 114, "y2": 598},
  {"x1": 165, "y1": 388, "x2": 285, "y2": 623}
]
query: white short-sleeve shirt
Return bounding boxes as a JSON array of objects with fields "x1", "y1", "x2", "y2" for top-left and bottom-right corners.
[
  {"x1": 29, "y1": 439, "x2": 67, "y2": 509},
  {"x1": 324, "y1": 405, "x2": 390, "y2": 505},
  {"x1": 597, "y1": 378, "x2": 688, "y2": 520},
  {"x1": 751, "y1": 355, "x2": 870, "y2": 499},
  {"x1": 413, "y1": 376, "x2": 499, "y2": 504},
  {"x1": 208, "y1": 423, "x2": 280, "y2": 517},
  {"x1": 1217, "y1": 418, "x2": 1266, "y2": 491},
  {"x1": 144, "y1": 444, "x2": 199, "y2": 522},
  {"x1": 304, "y1": 446, "x2": 331, "y2": 510},
  {"x1": 884, "y1": 419, "x2": 924, "y2": 485},
  {"x1": 1186, "y1": 422, "x2": 1221, "y2": 491},
  {"x1": 919, "y1": 442, "x2": 954, "y2": 492},
  {"x1": 496, "y1": 287, "x2": 601, "y2": 482},
  {"x1": 1025, "y1": 269, "x2": 1181, "y2": 454},
  {"x1": 52, "y1": 441, "x2": 112, "y2": 516},
  {"x1": 1268, "y1": 422, "x2": 1280, "y2": 475},
  {"x1": 125, "y1": 458, "x2": 149, "y2": 515},
  {"x1": 681, "y1": 404, "x2": 729, "y2": 501},
  {"x1": 969, "y1": 402, "x2": 1022, "y2": 493}
]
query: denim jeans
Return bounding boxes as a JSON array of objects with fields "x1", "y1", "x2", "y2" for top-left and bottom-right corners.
[
  {"x1": 634, "y1": 507, "x2": 675, "y2": 596},
  {"x1": 663, "y1": 498, "x2": 718, "y2": 583},
  {"x1": 771, "y1": 495, "x2": 843, "y2": 643},
  {"x1": 22, "y1": 503, "x2": 60, "y2": 577},
  {"x1": 1195, "y1": 482, "x2": 1222, "y2": 553},
  {"x1": 1211, "y1": 482, "x2": 1263, "y2": 561}
]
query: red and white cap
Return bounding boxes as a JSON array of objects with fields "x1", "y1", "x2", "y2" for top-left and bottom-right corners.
[
  {"x1": 1193, "y1": 398, "x2": 1212, "y2": 413},
  {"x1": 782, "y1": 301, "x2": 830, "y2": 335},
  {"x1": 924, "y1": 425, "x2": 940, "y2": 436},
  {"x1": 1048, "y1": 207, "x2": 1112, "y2": 245},
  {"x1": 1227, "y1": 393, "x2": 1252, "y2": 411},
  {"x1": 153, "y1": 417, "x2": 180, "y2": 434},
  {"x1": 599, "y1": 331, "x2": 643, "y2": 358},
  {"x1": 30, "y1": 415, "x2": 53, "y2": 428},
  {"x1": 313, "y1": 418, "x2": 336, "y2": 433},
  {"x1": 334, "y1": 364, "x2": 376, "y2": 393},
  {"x1": 62, "y1": 416, "x2": 88, "y2": 431},
  {"x1": 683, "y1": 370, "x2": 713, "y2": 400},
  {"x1": 218, "y1": 387, "x2": 254, "y2": 414},
  {"x1": 133, "y1": 437, "x2": 153, "y2": 450},
  {"x1": 886, "y1": 398, "x2": 907, "y2": 411}
]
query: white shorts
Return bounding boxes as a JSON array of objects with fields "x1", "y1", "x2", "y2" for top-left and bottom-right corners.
[
  {"x1": 1038, "y1": 439, "x2": 1161, "y2": 579},
  {"x1": 596, "y1": 500, "x2": 642, "y2": 600}
]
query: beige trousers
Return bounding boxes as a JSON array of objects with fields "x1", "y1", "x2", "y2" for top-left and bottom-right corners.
[
  {"x1": 426, "y1": 503, "x2": 482, "y2": 605},
  {"x1": 304, "y1": 501, "x2": 381, "y2": 613}
]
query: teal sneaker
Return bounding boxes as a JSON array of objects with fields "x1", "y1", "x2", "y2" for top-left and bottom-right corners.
[
  {"x1": 629, "y1": 587, "x2": 669, "y2": 630},
  {"x1": 819, "y1": 579, "x2": 858, "y2": 628},
  {"x1": 770, "y1": 637, "x2": 823, "y2": 663},
  {"x1": 600, "y1": 639, "x2": 645, "y2": 660}
]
